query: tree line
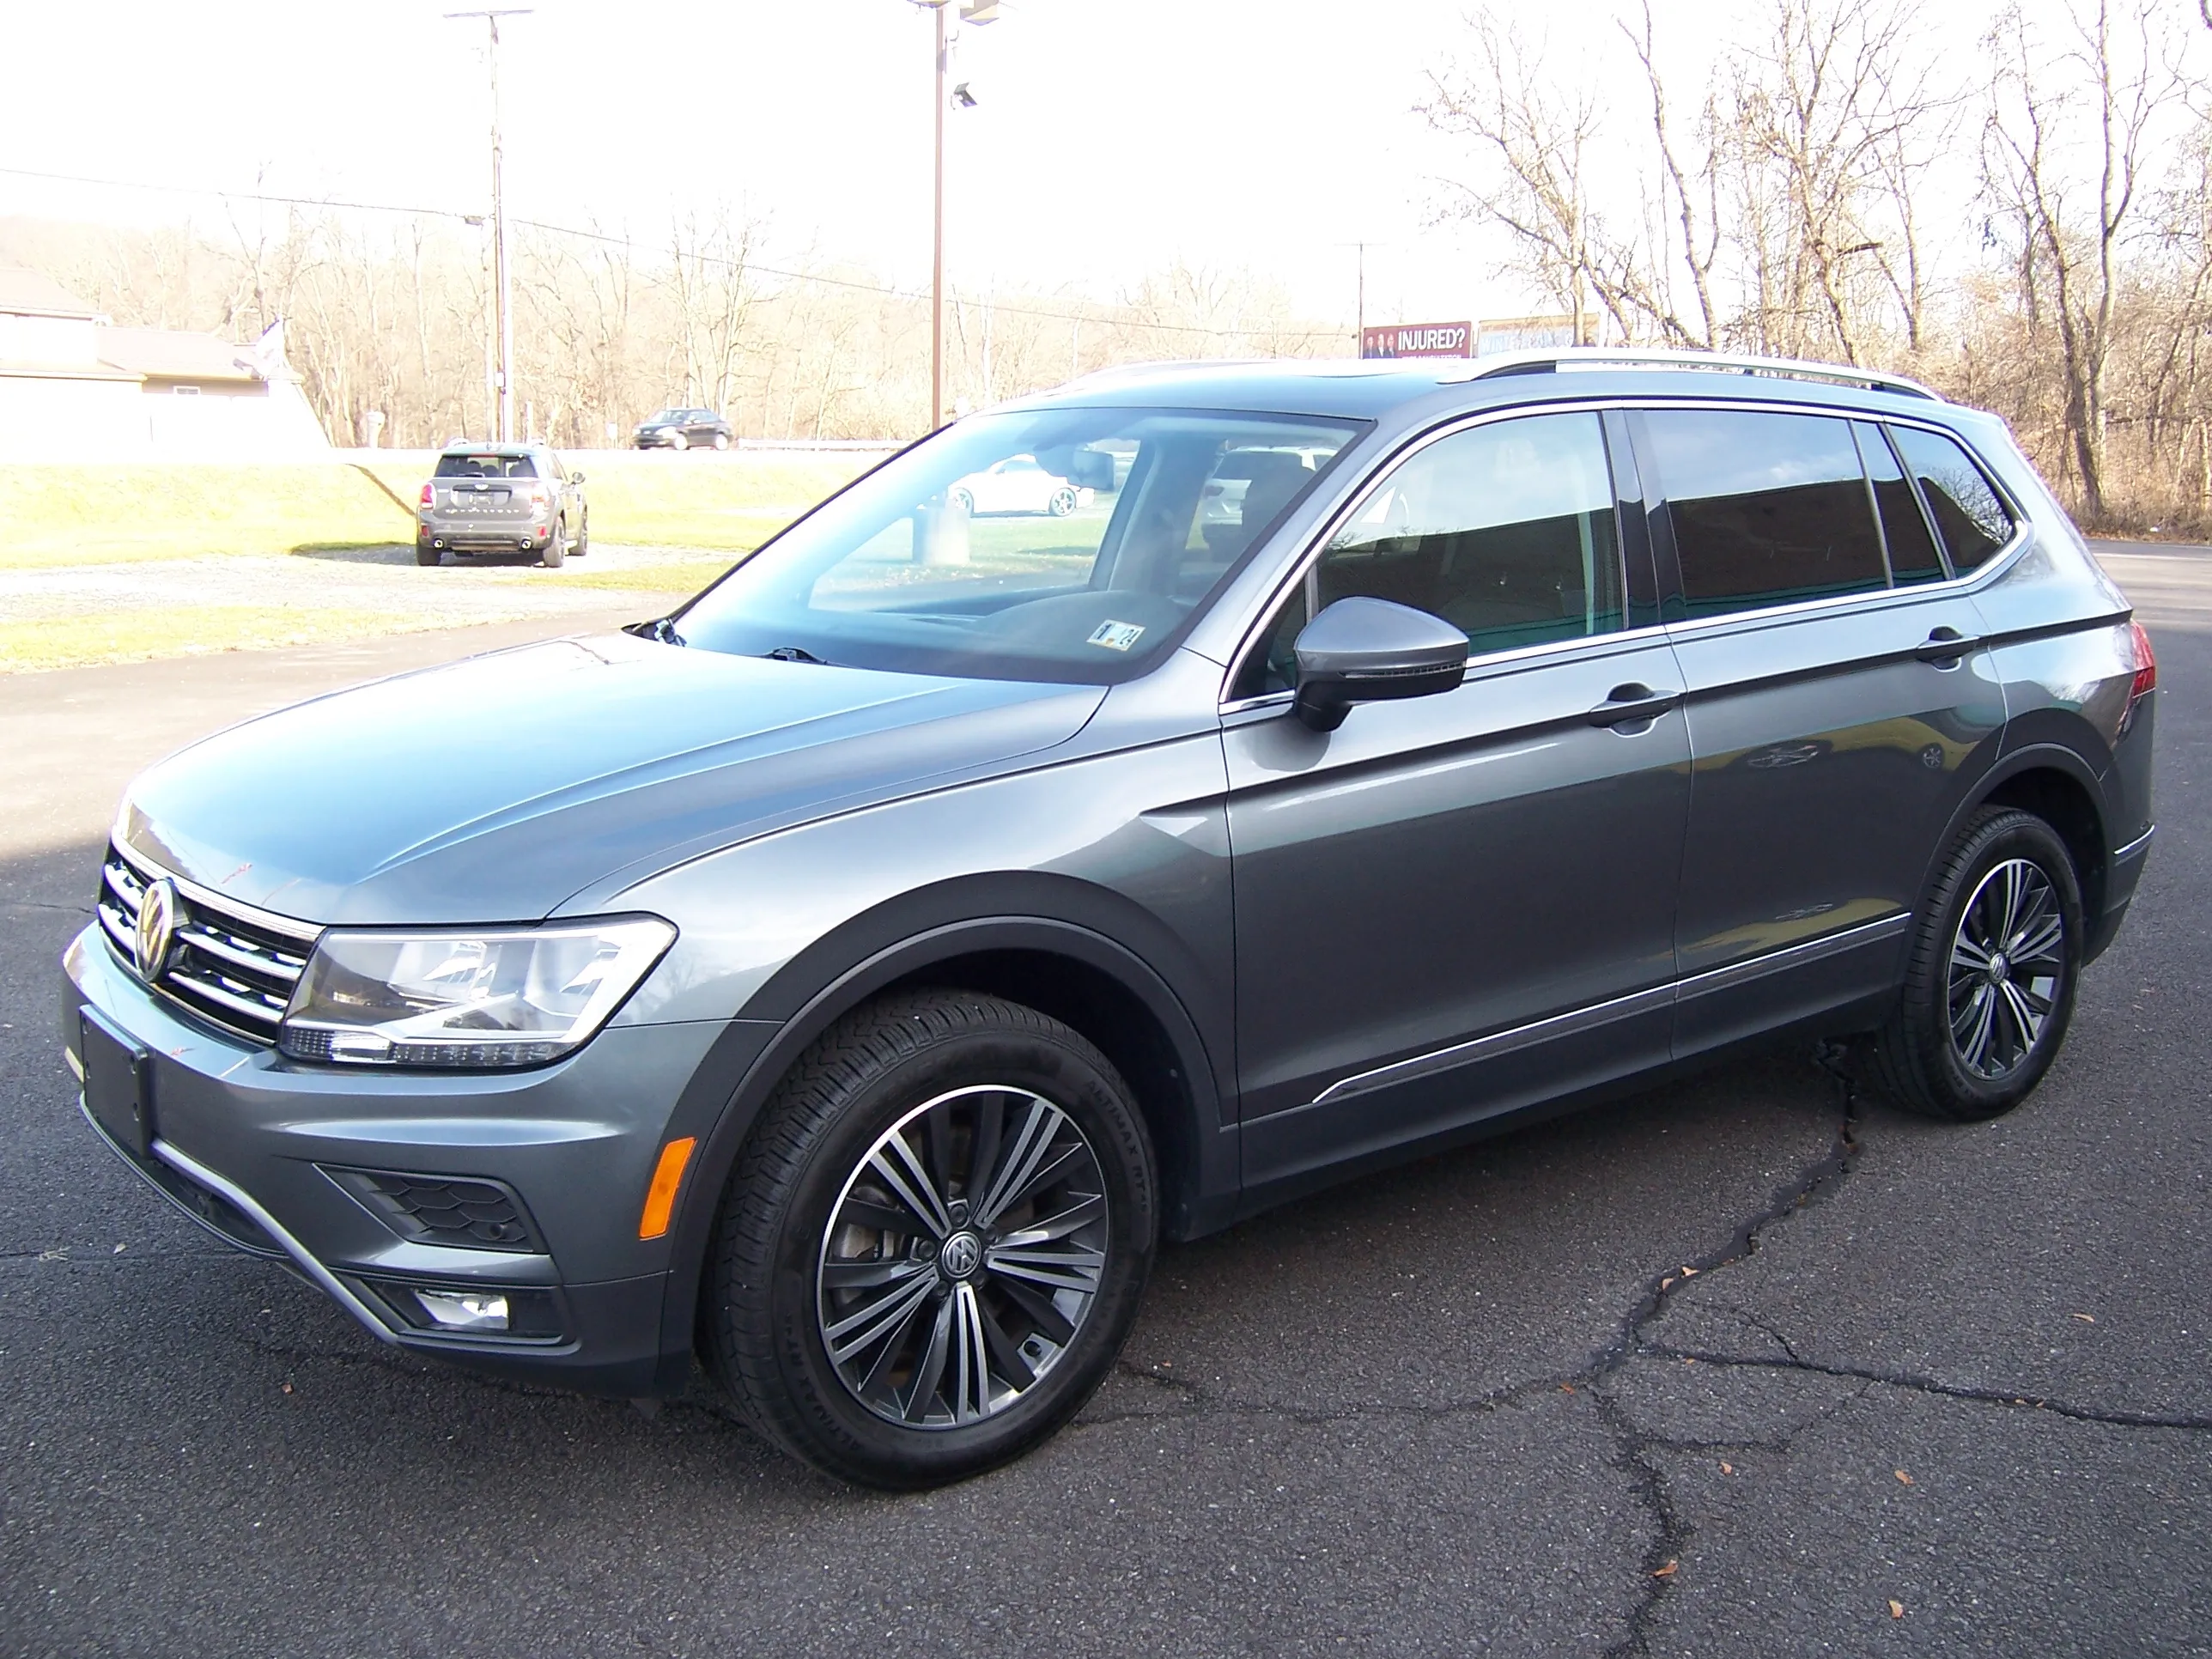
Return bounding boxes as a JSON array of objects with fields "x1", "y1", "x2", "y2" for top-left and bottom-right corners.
[
  {"x1": 2, "y1": 210, "x2": 1333, "y2": 453},
  {"x1": 1425, "y1": 0, "x2": 2212, "y2": 532}
]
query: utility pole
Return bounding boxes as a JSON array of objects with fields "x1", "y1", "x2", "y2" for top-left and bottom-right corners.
[
  {"x1": 447, "y1": 9, "x2": 532, "y2": 442},
  {"x1": 909, "y1": 1, "x2": 997, "y2": 432},
  {"x1": 932, "y1": 0, "x2": 946, "y2": 431},
  {"x1": 1340, "y1": 240, "x2": 1383, "y2": 356}
]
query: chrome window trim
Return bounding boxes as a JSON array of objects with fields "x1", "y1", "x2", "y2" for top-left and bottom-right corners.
[
  {"x1": 1306, "y1": 911, "x2": 1911, "y2": 1109},
  {"x1": 1213, "y1": 398, "x2": 1638, "y2": 709},
  {"x1": 1633, "y1": 401, "x2": 2031, "y2": 638},
  {"x1": 1212, "y1": 395, "x2": 2036, "y2": 710}
]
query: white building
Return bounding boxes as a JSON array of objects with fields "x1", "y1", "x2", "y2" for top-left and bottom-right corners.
[{"x1": 0, "y1": 267, "x2": 331, "y2": 459}]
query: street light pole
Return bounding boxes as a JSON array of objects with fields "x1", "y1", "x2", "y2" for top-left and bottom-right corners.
[{"x1": 447, "y1": 9, "x2": 532, "y2": 442}]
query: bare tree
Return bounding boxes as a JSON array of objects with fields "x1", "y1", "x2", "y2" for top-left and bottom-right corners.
[{"x1": 1983, "y1": 0, "x2": 2184, "y2": 518}]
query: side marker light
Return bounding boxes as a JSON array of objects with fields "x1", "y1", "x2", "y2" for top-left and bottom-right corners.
[{"x1": 639, "y1": 1137, "x2": 696, "y2": 1240}]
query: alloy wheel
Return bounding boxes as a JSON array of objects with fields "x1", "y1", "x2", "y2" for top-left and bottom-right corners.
[
  {"x1": 1948, "y1": 856, "x2": 2066, "y2": 1080},
  {"x1": 816, "y1": 1084, "x2": 1109, "y2": 1429}
]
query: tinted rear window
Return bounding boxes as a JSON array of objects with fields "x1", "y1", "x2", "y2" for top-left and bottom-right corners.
[
  {"x1": 1891, "y1": 426, "x2": 2013, "y2": 571},
  {"x1": 435, "y1": 453, "x2": 537, "y2": 479},
  {"x1": 1642, "y1": 410, "x2": 1887, "y2": 618}
]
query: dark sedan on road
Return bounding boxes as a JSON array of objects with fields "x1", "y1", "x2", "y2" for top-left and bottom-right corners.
[
  {"x1": 634, "y1": 407, "x2": 732, "y2": 450},
  {"x1": 64, "y1": 349, "x2": 2154, "y2": 1489}
]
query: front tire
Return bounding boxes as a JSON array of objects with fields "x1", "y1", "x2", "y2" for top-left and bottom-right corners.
[
  {"x1": 668, "y1": 431, "x2": 689, "y2": 451},
  {"x1": 708, "y1": 990, "x2": 1157, "y2": 1488},
  {"x1": 1869, "y1": 807, "x2": 2084, "y2": 1121},
  {"x1": 571, "y1": 509, "x2": 589, "y2": 556}
]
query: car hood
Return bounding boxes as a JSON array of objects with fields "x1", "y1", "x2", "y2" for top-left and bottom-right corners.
[{"x1": 119, "y1": 633, "x2": 1105, "y2": 926}]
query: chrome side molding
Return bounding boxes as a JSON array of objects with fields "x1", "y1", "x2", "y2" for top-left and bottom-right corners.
[{"x1": 1310, "y1": 912, "x2": 1912, "y2": 1109}]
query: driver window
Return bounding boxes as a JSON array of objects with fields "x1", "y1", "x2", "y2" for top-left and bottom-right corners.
[{"x1": 1231, "y1": 413, "x2": 1626, "y2": 699}]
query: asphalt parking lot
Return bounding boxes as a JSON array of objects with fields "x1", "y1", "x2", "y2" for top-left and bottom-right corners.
[{"x1": 2, "y1": 545, "x2": 2206, "y2": 1658}]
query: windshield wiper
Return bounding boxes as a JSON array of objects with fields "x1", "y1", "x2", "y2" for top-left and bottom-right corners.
[
  {"x1": 763, "y1": 645, "x2": 831, "y2": 665},
  {"x1": 623, "y1": 616, "x2": 684, "y2": 647}
]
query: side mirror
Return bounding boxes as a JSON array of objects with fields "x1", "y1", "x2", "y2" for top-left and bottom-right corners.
[
  {"x1": 1292, "y1": 597, "x2": 1468, "y2": 732},
  {"x1": 570, "y1": 471, "x2": 586, "y2": 484}
]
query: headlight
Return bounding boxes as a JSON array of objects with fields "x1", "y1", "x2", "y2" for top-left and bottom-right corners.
[{"x1": 278, "y1": 916, "x2": 675, "y2": 1068}]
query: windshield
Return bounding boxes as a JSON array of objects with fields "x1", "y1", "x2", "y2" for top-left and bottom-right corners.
[
  {"x1": 647, "y1": 409, "x2": 685, "y2": 424},
  {"x1": 671, "y1": 406, "x2": 1363, "y2": 683}
]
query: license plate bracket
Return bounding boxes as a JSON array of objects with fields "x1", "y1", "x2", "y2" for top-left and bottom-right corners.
[{"x1": 80, "y1": 1006, "x2": 156, "y2": 1159}]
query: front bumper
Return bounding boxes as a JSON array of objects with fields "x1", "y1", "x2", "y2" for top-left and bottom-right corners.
[{"x1": 60, "y1": 924, "x2": 726, "y2": 1395}]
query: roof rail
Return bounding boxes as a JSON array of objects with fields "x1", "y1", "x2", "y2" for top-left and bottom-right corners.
[{"x1": 1454, "y1": 346, "x2": 1941, "y2": 402}]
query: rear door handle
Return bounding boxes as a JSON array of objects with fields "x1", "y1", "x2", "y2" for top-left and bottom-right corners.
[
  {"x1": 1915, "y1": 628, "x2": 1982, "y2": 665},
  {"x1": 1587, "y1": 684, "x2": 1682, "y2": 727}
]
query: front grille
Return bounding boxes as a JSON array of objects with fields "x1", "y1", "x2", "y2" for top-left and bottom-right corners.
[
  {"x1": 97, "y1": 844, "x2": 319, "y2": 1044},
  {"x1": 324, "y1": 1168, "x2": 544, "y2": 1253}
]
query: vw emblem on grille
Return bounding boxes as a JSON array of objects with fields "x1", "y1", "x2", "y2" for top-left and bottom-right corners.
[
  {"x1": 135, "y1": 878, "x2": 179, "y2": 981},
  {"x1": 939, "y1": 1231, "x2": 982, "y2": 1279}
]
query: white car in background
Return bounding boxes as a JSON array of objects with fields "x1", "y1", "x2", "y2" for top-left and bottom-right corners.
[{"x1": 948, "y1": 453, "x2": 1092, "y2": 517}]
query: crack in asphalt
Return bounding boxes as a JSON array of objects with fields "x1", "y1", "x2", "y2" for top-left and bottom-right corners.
[{"x1": 1644, "y1": 1348, "x2": 2212, "y2": 1433}]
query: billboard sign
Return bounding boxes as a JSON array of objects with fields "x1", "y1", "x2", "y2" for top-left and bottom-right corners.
[
  {"x1": 1477, "y1": 314, "x2": 1581, "y2": 356},
  {"x1": 1359, "y1": 321, "x2": 1472, "y2": 360}
]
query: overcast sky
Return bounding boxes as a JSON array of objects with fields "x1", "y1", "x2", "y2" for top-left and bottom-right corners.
[{"x1": 0, "y1": 0, "x2": 2178, "y2": 331}]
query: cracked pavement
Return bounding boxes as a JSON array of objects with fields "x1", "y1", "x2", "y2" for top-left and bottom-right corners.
[{"x1": 2, "y1": 544, "x2": 2206, "y2": 1656}]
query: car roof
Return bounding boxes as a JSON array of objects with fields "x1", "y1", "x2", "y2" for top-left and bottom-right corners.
[{"x1": 1006, "y1": 349, "x2": 1954, "y2": 428}]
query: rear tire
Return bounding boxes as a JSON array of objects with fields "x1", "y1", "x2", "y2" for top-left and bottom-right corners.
[
  {"x1": 415, "y1": 544, "x2": 442, "y2": 567},
  {"x1": 540, "y1": 521, "x2": 568, "y2": 568},
  {"x1": 713, "y1": 431, "x2": 732, "y2": 451},
  {"x1": 1868, "y1": 807, "x2": 2083, "y2": 1121},
  {"x1": 708, "y1": 990, "x2": 1157, "y2": 1489}
]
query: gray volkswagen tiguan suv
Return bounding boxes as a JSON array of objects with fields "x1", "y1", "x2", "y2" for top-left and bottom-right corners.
[{"x1": 62, "y1": 349, "x2": 2156, "y2": 1486}]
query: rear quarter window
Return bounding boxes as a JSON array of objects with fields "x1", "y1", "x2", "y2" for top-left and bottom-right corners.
[{"x1": 1889, "y1": 426, "x2": 2014, "y2": 572}]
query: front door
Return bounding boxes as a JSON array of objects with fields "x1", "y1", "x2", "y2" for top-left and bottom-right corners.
[
  {"x1": 1225, "y1": 409, "x2": 1692, "y2": 1194},
  {"x1": 1632, "y1": 405, "x2": 2010, "y2": 1056}
]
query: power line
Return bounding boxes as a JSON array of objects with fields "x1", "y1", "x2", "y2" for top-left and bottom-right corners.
[{"x1": 0, "y1": 162, "x2": 1350, "y2": 341}]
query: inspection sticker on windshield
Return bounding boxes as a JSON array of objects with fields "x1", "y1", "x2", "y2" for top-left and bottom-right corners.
[{"x1": 1087, "y1": 620, "x2": 1146, "y2": 652}]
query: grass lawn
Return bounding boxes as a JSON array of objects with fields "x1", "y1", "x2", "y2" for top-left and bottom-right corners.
[
  {"x1": 0, "y1": 605, "x2": 443, "y2": 672},
  {"x1": 0, "y1": 451, "x2": 876, "y2": 568}
]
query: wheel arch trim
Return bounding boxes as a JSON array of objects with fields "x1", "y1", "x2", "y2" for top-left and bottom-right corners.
[{"x1": 647, "y1": 905, "x2": 1234, "y2": 1383}]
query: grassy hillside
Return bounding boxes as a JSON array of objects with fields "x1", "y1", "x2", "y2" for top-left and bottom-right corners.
[{"x1": 0, "y1": 450, "x2": 879, "y2": 568}]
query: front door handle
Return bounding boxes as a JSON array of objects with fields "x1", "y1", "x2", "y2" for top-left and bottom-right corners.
[
  {"x1": 1915, "y1": 627, "x2": 1983, "y2": 665},
  {"x1": 1587, "y1": 684, "x2": 1682, "y2": 727}
]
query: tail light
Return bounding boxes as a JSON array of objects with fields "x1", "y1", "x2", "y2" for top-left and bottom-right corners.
[
  {"x1": 418, "y1": 483, "x2": 434, "y2": 507},
  {"x1": 2129, "y1": 620, "x2": 2157, "y2": 702},
  {"x1": 2119, "y1": 619, "x2": 2157, "y2": 737}
]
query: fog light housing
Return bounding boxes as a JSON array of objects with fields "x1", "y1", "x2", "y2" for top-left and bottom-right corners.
[{"x1": 414, "y1": 1289, "x2": 510, "y2": 1332}]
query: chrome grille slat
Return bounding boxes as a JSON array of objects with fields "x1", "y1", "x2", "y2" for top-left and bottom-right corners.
[
  {"x1": 96, "y1": 902, "x2": 136, "y2": 956},
  {"x1": 175, "y1": 924, "x2": 305, "y2": 985},
  {"x1": 167, "y1": 972, "x2": 289, "y2": 1027},
  {"x1": 98, "y1": 842, "x2": 319, "y2": 1045},
  {"x1": 103, "y1": 861, "x2": 145, "y2": 915}
]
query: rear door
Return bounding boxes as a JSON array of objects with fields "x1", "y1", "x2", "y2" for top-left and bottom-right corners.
[
  {"x1": 1224, "y1": 408, "x2": 1692, "y2": 1193},
  {"x1": 1633, "y1": 405, "x2": 2007, "y2": 1056}
]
